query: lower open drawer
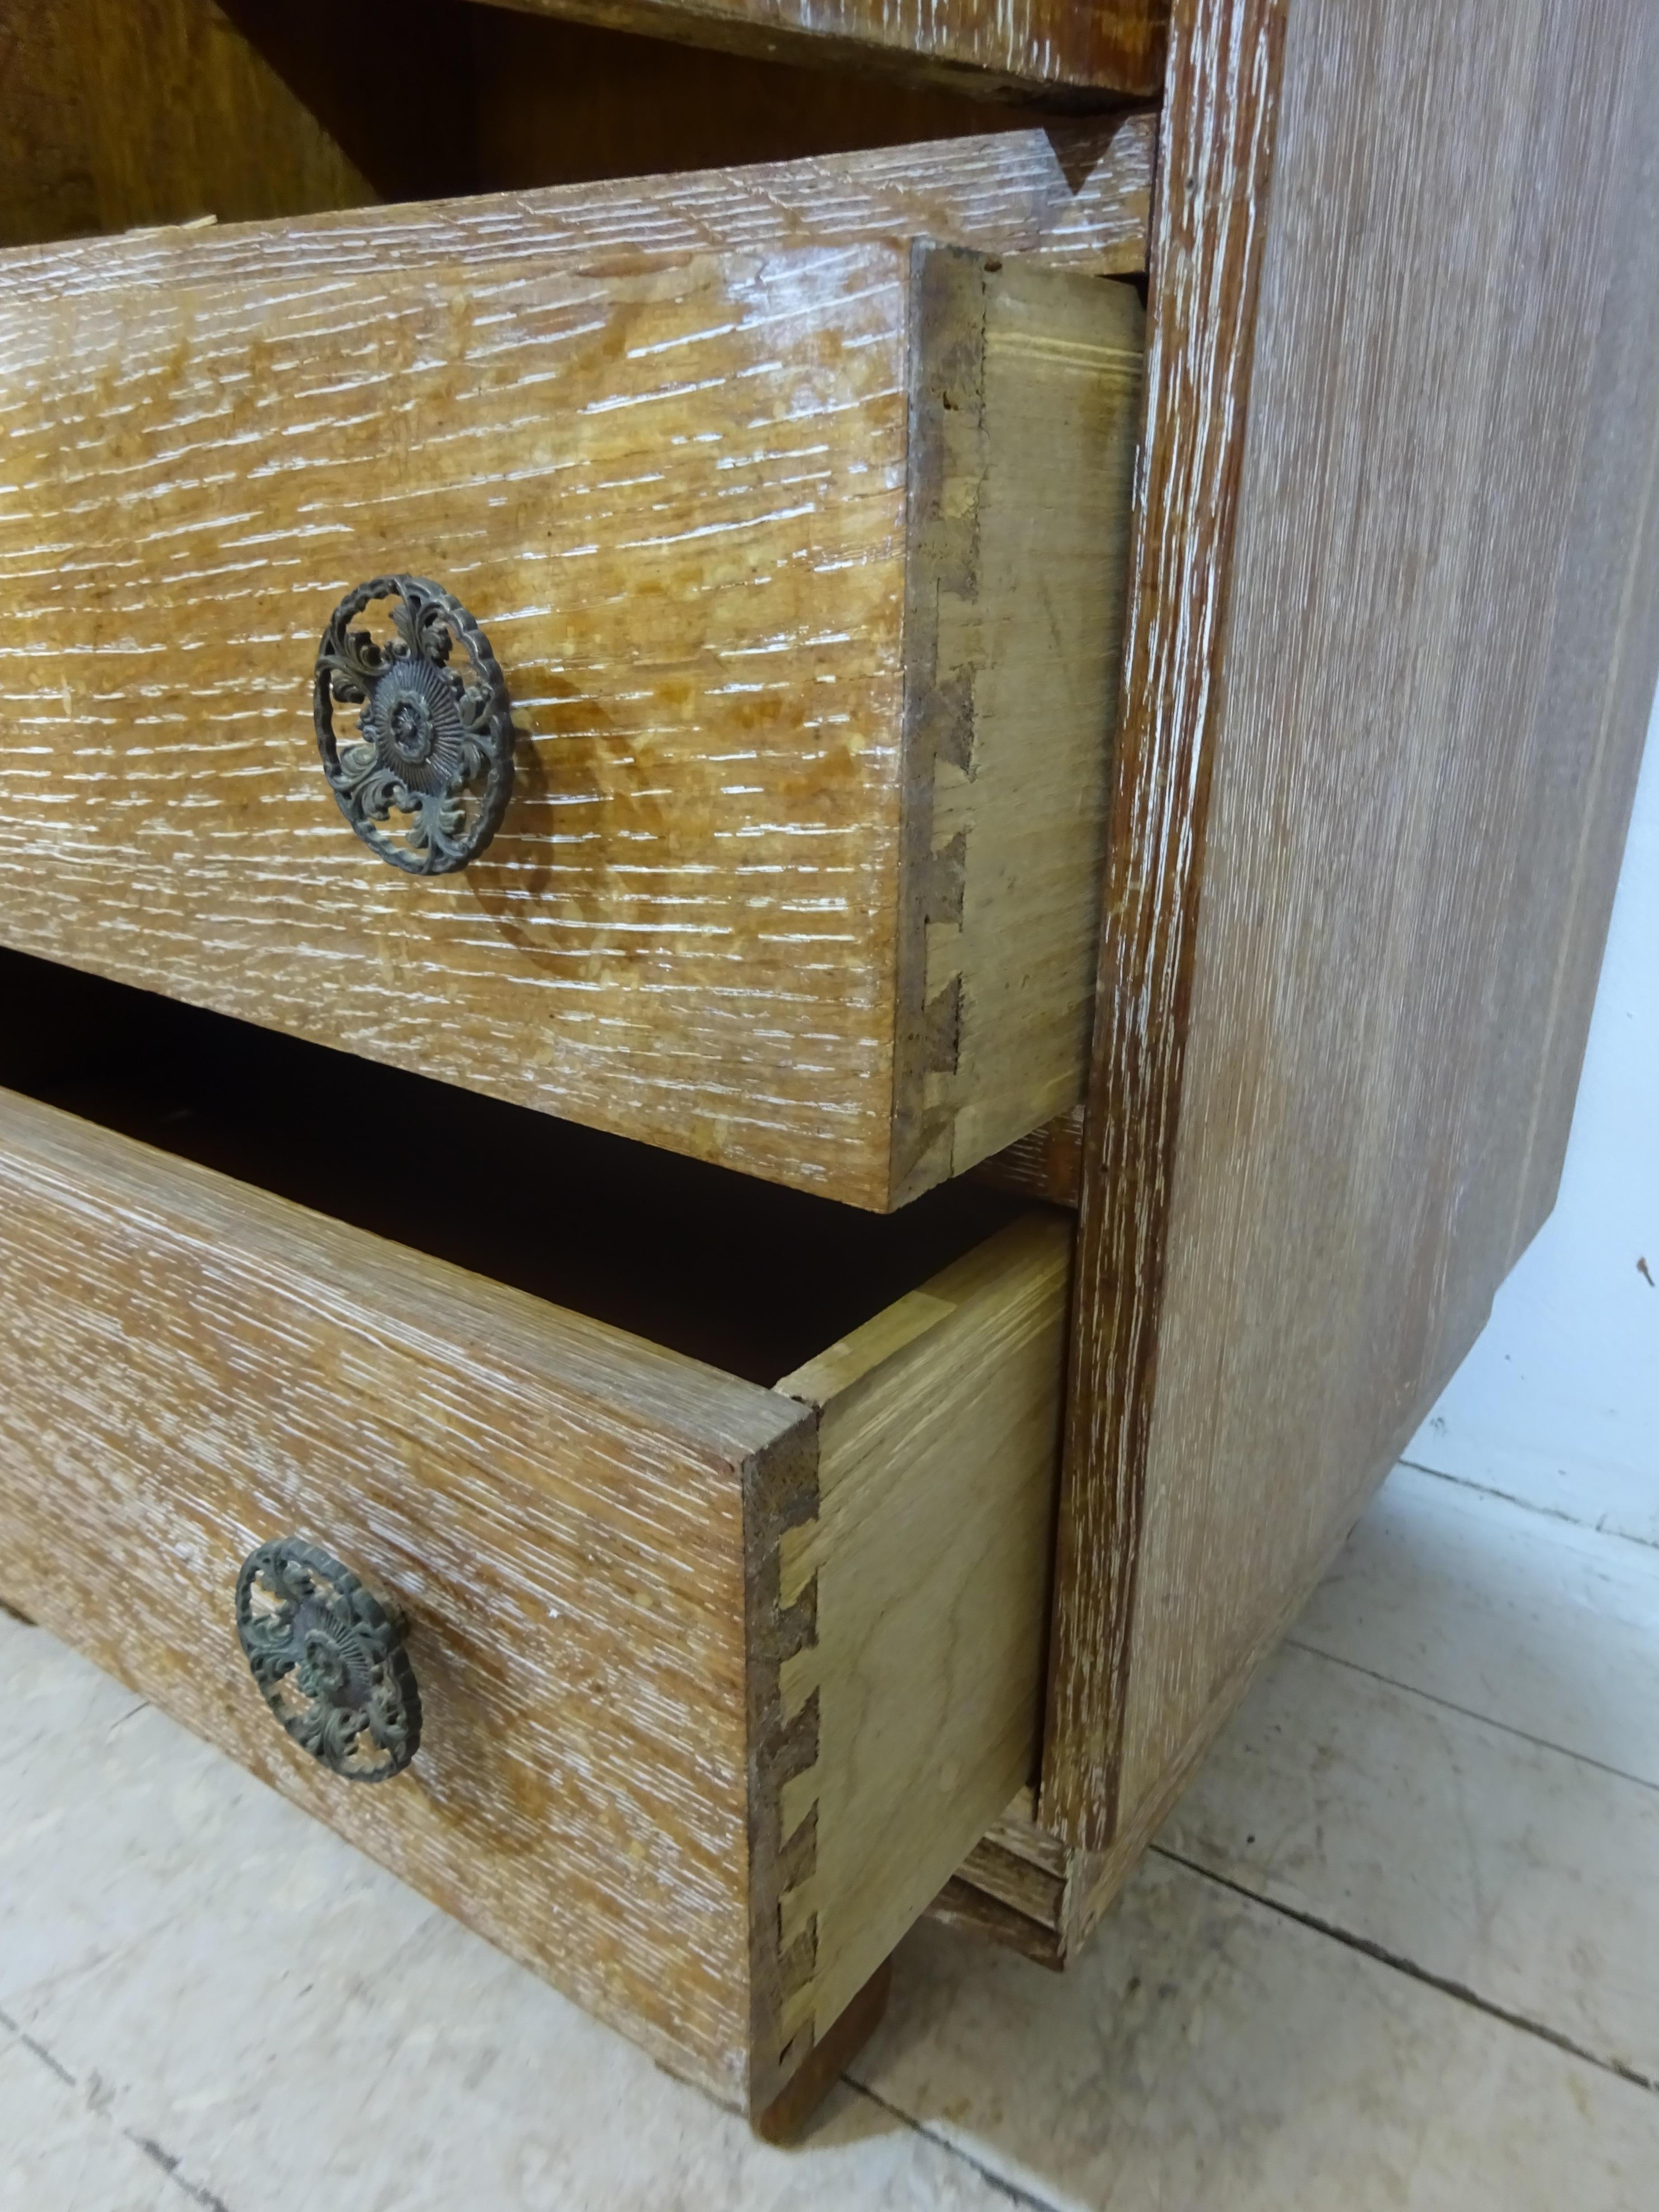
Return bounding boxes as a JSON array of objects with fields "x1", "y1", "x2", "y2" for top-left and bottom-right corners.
[{"x1": 0, "y1": 951, "x2": 1068, "y2": 2118}]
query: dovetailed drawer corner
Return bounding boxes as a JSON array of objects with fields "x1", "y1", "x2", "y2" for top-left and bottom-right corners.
[{"x1": 0, "y1": 197, "x2": 1141, "y2": 1209}]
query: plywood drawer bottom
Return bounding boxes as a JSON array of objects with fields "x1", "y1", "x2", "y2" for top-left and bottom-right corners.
[{"x1": 0, "y1": 952, "x2": 1068, "y2": 2117}]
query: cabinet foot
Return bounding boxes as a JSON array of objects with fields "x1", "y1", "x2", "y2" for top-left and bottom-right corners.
[{"x1": 754, "y1": 1959, "x2": 894, "y2": 2144}]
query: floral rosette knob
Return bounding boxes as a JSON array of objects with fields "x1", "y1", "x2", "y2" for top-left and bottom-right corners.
[
  {"x1": 235, "y1": 1537, "x2": 422, "y2": 1782},
  {"x1": 314, "y1": 575, "x2": 515, "y2": 875}
]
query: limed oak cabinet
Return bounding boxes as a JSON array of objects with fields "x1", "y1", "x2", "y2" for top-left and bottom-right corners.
[{"x1": 0, "y1": 0, "x2": 1654, "y2": 2138}]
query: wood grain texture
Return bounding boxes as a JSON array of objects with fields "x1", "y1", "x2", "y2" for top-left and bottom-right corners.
[
  {"x1": 0, "y1": 114, "x2": 1154, "y2": 302},
  {"x1": 968, "y1": 1474, "x2": 1378, "y2": 1968},
  {"x1": 895, "y1": 256, "x2": 1144, "y2": 1198},
  {"x1": 1044, "y1": 0, "x2": 1659, "y2": 1854},
  {"x1": 773, "y1": 1214, "x2": 1069, "y2": 2053},
  {"x1": 3, "y1": 0, "x2": 1081, "y2": 251},
  {"x1": 933, "y1": 1786, "x2": 1071, "y2": 1961},
  {"x1": 474, "y1": 0, "x2": 1171, "y2": 103},
  {"x1": 0, "y1": 212, "x2": 1141, "y2": 1206},
  {"x1": 0, "y1": 238, "x2": 914, "y2": 1205},
  {"x1": 927, "y1": 1873, "x2": 1065, "y2": 1967},
  {"x1": 0, "y1": 1084, "x2": 809, "y2": 2106},
  {"x1": 753, "y1": 1960, "x2": 892, "y2": 2143},
  {"x1": 951, "y1": 1837, "x2": 1068, "y2": 1933},
  {"x1": 0, "y1": 937, "x2": 1029, "y2": 1390},
  {"x1": 1063, "y1": 1468, "x2": 1382, "y2": 1950},
  {"x1": 0, "y1": 0, "x2": 375, "y2": 251},
  {"x1": 971, "y1": 1105, "x2": 1085, "y2": 1206},
  {"x1": 1042, "y1": 0, "x2": 1287, "y2": 1845},
  {"x1": 0, "y1": 1061, "x2": 1064, "y2": 2114}
]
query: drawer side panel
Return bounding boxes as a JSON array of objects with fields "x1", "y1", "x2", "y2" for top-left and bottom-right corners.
[
  {"x1": 894, "y1": 250, "x2": 1144, "y2": 1199},
  {"x1": 773, "y1": 1213, "x2": 1069, "y2": 2052}
]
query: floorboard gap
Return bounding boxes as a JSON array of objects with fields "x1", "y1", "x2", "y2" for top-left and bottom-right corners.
[
  {"x1": 842, "y1": 2073, "x2": 1062, "y2": 2210},
  {"x1": 1153, "y1": 1842, "x2": 1659, "y2": 2097},
  {"x1": 1395, "y1": 1461, "x2": 1659, "y2": 1555},
  {"x1": 1281, "y1": 1635, "x2": 1659, "y2": 1796}
]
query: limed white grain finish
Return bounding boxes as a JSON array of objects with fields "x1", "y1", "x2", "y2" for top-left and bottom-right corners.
[
  {"x1": 1045, "y1": 0, "x2": 1659, "y2": 1862},
  {"x1": 0, "y1": 115, "x2": 1154, "y2": 301},
  {"x1": 471, "y1": 0, "x2": 1171, "y2": 101},
  {"x1": 6, "y1": 1443, "x2": 1659, "y2": 2201},
  {"x1": 0, "y1": 1615, "x2": 1016, "y2": 2211},
  {"x1": 0, "y1": 194, "x2": 1143, "y2": 1207},
  {"x1": 0, "y1": 1084, "x2": 799, "y2": 2107}
]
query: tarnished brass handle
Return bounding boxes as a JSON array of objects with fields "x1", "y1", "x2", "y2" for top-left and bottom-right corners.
[
  {"x1": 235, "y1": 1537, "x2": 422, "y2": 1782},
  {"x1": 314, "y1": 573, "x2": 514, "y2": 875}
]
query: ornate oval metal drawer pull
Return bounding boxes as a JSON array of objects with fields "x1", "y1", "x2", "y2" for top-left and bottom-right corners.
[
  {"x1": 235, "y1": 1537, "x2": 421, "y2": 1782},
  {"x1": 314, "y1": 574, "x2": 514, "y2": 875}
]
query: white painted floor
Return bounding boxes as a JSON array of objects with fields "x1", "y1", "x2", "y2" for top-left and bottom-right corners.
[{"x1": 2, "y1": 716, "x2": 1653, "y2": 2206}]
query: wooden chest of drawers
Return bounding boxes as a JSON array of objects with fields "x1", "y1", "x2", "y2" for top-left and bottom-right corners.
[{"x1": 1, "y1": 0, "x2": 1657, "y2": 2142}]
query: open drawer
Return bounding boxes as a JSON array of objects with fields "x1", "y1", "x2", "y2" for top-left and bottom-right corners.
[
  {"x1": 0, "y1": 948, "x2": 1069, "y2": 2120},
  {"x1": 0, "y1": 180, "x2": 1143, "y2": 1212}
]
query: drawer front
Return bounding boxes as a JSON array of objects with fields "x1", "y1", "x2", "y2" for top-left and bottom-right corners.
[
  {"x1": 0, "y1": 200, "x2": 1141, "y2": 1209},
  {"x1": 0, "y1": 1085, "x2": 795, "y2": 2105},
  {"x1": 0, "y1": 1086, "x2": 1067, "y2": 2112}
]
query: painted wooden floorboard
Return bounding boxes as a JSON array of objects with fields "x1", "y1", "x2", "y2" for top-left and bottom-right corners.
[
  {"x1": 0, "y1": 2035, "x2": 178, "y2": 2212},
  {"x1": 1294, "y1": 1464, "x2": 1659, "y2": 1786},
  {"x1": 1159, "y1": 1638, "x2": 1659, "y2": 2085},
  {"x1": 854, "y1": 1858, "x2": 1657, "y2": 2212},
  {"x1": 854, "y1": 1462, "x2": 1659, "y2": 2207}
]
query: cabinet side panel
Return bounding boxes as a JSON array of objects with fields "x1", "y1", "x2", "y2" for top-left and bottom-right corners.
[
  {"x1": 1113, "y1": 0, "x2": 1659, "y2": 1823},
  {"x1": 1041, "y1": 0, "x2": 1289, "y2": 1846}
]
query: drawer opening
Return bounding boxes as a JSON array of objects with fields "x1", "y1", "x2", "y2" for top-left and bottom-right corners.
[
  {"x1": 3, "y1": 0, "x2": 1031, "y2": 256},
  {"x1": 0, "y1": 943, "x2": 1030, "y2": 1385}
]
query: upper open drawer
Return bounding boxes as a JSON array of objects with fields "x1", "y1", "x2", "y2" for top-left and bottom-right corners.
[{"x1": 0, "y1": 198, "x2": 1143, "y2": 1210}]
